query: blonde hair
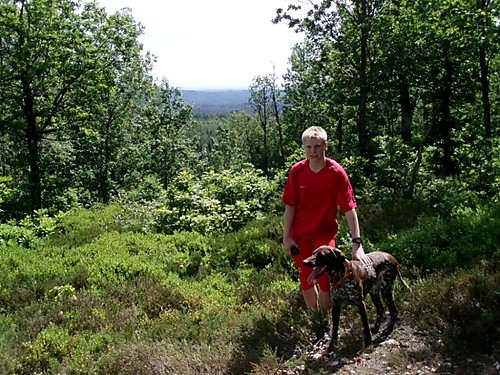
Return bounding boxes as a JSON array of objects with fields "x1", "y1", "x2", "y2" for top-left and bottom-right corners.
[{"x1": 301, "y1": 126, "x2": 328, "y2": 144}]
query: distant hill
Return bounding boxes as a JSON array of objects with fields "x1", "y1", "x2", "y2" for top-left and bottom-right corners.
[{"x1": 181, "y1": 90, "x2": 251, "y2": 115}]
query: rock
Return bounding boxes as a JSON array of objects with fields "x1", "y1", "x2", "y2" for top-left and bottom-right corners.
[
  {"x1": 380, "y1": 338, "x2": 399, "y2": 347},
  {"x1": 312, "y1": 352, "x2": 322, "y2": 360}
]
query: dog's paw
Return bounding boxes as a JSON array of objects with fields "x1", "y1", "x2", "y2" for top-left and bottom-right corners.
[
  {"x1": 327, "y1": 339, "x2": 338, "y2": 353},
  {"x1": 363, "y1": 335, "x2": 373, "y2": 347},
  {"x1": 380, "y1": 322, "x2": 396, "y2": 338}
]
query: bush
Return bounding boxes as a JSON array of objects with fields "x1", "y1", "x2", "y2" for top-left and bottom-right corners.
[
  {"x1": 0, "y1": 210, "x2": 64, "y2": 248},
  {"x1": 2, "y1": 198, "x2": 498, "y2": 374},
  {"x1": 378, "y1": 205, "x2": 499, "y2": 273},
  {"x1": 409, "y1": 257, "x2": 500, "y2": 357},
  {"x1": 155, "y1": 167, "x2": 281, "y2": 235},
  {"x1": 208, "y1": 215, "x2": 290, "y2": 272},
  {"x1": 47, "y1": 205, "x2": 125, "y2": 247},
  {"x1": 0, "y1": 176, "x2": 31, "y2": 221}
]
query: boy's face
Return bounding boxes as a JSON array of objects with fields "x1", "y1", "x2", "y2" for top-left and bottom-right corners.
[{"x1": 303, "y1": 137, "x2": 327, "y2": 160}]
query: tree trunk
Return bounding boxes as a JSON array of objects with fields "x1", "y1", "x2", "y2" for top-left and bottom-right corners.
[
  {"x1": 406, "y1": 103, "x2": 434, "y2": 198},
  {"x1": 440, "y1": 59, "x2": 455, "y2": 175},
  {"x1": 23, "y1": 80, "x2": 42, "y2": 212},
  {"x1": 259, "y1": 88, "x2": 269, "y2": 174},
  {"x1": 357, "y1": 0, "x2": 369, "y2": 158},
  {"x1": 479, "y1": 46, "x2": 492, "y2": 147},
  {"x1": 399, "y1": 76, "x2": 413, "y2": 144},
  {"x1": 271, "y1": 85, "x2": 285, "y2": 168}
]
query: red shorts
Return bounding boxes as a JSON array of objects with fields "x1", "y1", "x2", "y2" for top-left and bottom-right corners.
[{"x1": 293, "y1": 236, "x2": 336, "y2": 292}]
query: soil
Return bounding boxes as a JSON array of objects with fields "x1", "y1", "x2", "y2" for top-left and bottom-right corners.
[{"x1": 278, "y1": 313, "x2": 499, "y2": 375}]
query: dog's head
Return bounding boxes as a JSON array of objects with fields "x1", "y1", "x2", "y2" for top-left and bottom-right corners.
[{"x1": 303, "y1": 246, "x2": 346, "y2": 285}]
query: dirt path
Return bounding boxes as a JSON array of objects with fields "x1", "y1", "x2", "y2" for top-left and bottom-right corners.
[{"x1": 279, "y1": 314, "x2": 498, "y2": 375}]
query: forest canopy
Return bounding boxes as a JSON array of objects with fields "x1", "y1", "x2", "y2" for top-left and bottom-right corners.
[{"x1": 0, "y1": 0, "x2": 498, "y2": 221}]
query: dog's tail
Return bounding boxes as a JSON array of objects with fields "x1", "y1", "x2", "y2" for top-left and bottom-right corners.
[{"x1": 397, "y1": 267, "x2": 412, "y2": 292}]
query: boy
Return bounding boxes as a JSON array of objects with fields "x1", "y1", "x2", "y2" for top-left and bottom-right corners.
[{"x1": 282, "y1": 126, "x2": 370, "y2": 310}]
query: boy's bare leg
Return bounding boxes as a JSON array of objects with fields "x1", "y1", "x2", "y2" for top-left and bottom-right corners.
[
  {"x1": 302, "y1": 286, "x2": 332, "y2": 311},
  {"x1": 318, "y1": 289, "x2": 332, "y2": 311},
  {"x1": 302, "y1": 286, "x2": 319, "y2": 309}
]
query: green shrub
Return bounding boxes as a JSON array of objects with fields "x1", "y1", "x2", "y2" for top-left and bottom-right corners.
[
  {"x1": 0, "y1": 176, "x2": 31, "y2": 221},
  {"x1": 21, "y1": 323, "x2": 72, "y2": 373},
  {"x1": 3, "y1": 200, "x2": 498, "y2": 374},
  {"x1": 155, "y1": 167, "x2": 281, "y2": 235},
  {"x1": 409, "y1": 258, "x2": 500, "y2": 357},
  {"x1": 47, "y1": 205, "x2": 125, "y2": 247},
  {"x1": 0, "y1": 210, "x2": 64, "y2": 248},
  {"x1": 356, "y1": 199, "x2": 430, "y2": 243},
  {"x1": 0, "y1": 206, "x2": 308, "y2": 375},
  {"x1": 208, "y1": 216, "x2": 290, "y2": 272},
  {"x1": 378, "y1": 205, "x2": 499, "y2": 272}
]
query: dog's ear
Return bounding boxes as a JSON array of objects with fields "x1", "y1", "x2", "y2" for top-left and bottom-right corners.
[
  {"x1": 332, "y1": 248, "x2": 346, "y2": 265},
  {"x1": 322, "y1": 247, "x2": 338, "y2": 264}
]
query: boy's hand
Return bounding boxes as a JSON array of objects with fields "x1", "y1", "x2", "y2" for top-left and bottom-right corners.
[{"x1": 353, "y1": 245, "x2": 372, "y2": 266}]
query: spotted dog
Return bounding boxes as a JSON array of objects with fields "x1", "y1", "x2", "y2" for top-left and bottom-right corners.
[{"x1": 303, "y1": 246, "x2": 411, "y2": 349}]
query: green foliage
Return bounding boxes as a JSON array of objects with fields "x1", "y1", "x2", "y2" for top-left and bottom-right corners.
[
  {"x1": 249, "y1": 73, "x2": 286, "y2": 172},
  {"x1": 0, "y1": 177, "x2": 30, "y2": 221},
  {"x1": 142, "y1": 79, "x2": 194, "y2": 190},
  {"x1": 378, "y1": 205, "x2": 499, "y2": 273},
  {"x1": 208, "y1": 215, "x2": 290, "y2": 273},
  {"x1": 0, "y1": 206, "x2": 307, "y2": 374},
  {"x1": 277, "y1": 0, "x2": 499, "y2": 203},
  {"x1": 0, "y1": 177, "x2": 12, "y2": 215},
  {"x1": 356, "y1": 199, "x2": 430, "y2": 243},
  {"x1": 155, "y1": 167, "x2": 281, "y2": 235},
  {"x1": 409, "y1": 259, "x2": 500, "y2": 357},
  {"x1": 1, "y1": 202, "x2": 499, "y2": 373},
  {"x1": 190, "y1": 113, "x2": 255, "y2": 172},
  {"x1": 0, "y1": 0, "x2": 499, "y2": 371},
  {"x1": 46, "y1": 205, "x2": 125, "y2": 247},
  {"x1": 0, "y1": 210, "x2": 64, "y2": 248},
  {"x1": 19, "y1": 323, "x2": 104, "y2": 373},
  {"x1": 0, "y1": 0, "x2": 158, "y2": 212}
]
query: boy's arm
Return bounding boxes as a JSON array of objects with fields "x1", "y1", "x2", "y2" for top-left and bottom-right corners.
[
  {"x1": 345, "y1": 208, "x2": 371, "y2": 265},
  {"x1": 283, "y1": 204, "x2": 296, "y2": 256}
]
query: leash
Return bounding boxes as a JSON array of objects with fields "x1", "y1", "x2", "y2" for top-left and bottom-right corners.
[{"x1": 332, "y1": 271, "x2": 353, "y2": 288}]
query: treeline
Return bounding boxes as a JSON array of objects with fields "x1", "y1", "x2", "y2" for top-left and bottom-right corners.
[
  {"x1": 1, "y1": 0, "x2": 499, "y2": 222},
  {"x1": 181, "y1": 90, "x2": 252, "y2": 114}
]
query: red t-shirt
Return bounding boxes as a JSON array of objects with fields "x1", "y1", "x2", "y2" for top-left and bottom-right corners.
[{"x1": 282, "y1": 158, "x2": 357, "y2": 239}]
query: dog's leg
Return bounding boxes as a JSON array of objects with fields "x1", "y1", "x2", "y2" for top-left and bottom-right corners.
[
  {"x1": 380, "y1": 281, "x2": 399, "y2": 337},
  {"x1": 357, "y1": 301, "x2": 372, "y2": 346},
  {"x1": 369, "y1": 292, "x2": 384, "y2": 334},
  {"x1": 328, "y1": 302, "x2": 341, "y2": 351}
]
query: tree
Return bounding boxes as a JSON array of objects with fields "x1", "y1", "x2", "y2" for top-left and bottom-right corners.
[
  {"x1": 192, "y1": 112, "x2": 255, "y2": 171},
  {"x1": 269, "y1": 69, "x2": 286, "y2": 168},
  {"x1": 281, "y1": 41, "x2": 351, "y2": 154},
  {"x1": 0, "y1": 0, "x2": 151, "y2": 211},
  {"x1": 249, "y1": 74, "x2": 288, "y2": 173},
  {"x1": 275, "y1": 0, "x2": 499, "y2": 201},
  {"x1": 275, "y1": 0, "x2": 387, "y2": 159},
  {"x1": 144, "y1": 79, "x2": 193, "y2": 189},
  {"x1": 249, "y1": 76, "x2": 271, "y2": 174},
  {"x1": 475, "y1": 0, "x2": 498, "y2": 151}
]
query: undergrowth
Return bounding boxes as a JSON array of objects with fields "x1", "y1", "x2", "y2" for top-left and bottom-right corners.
[{"x1": 0, "y1": 203, "x2": 498, "y2": 374}]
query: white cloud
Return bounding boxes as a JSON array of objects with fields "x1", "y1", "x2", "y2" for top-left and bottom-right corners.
[{"x1": 98, "y1": 0, "x2": 302, "y2": 89}]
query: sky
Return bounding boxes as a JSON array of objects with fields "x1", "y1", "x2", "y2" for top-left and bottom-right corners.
[{"x1": 98, "y1": 0, "x2": 304, "y2": 90}]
